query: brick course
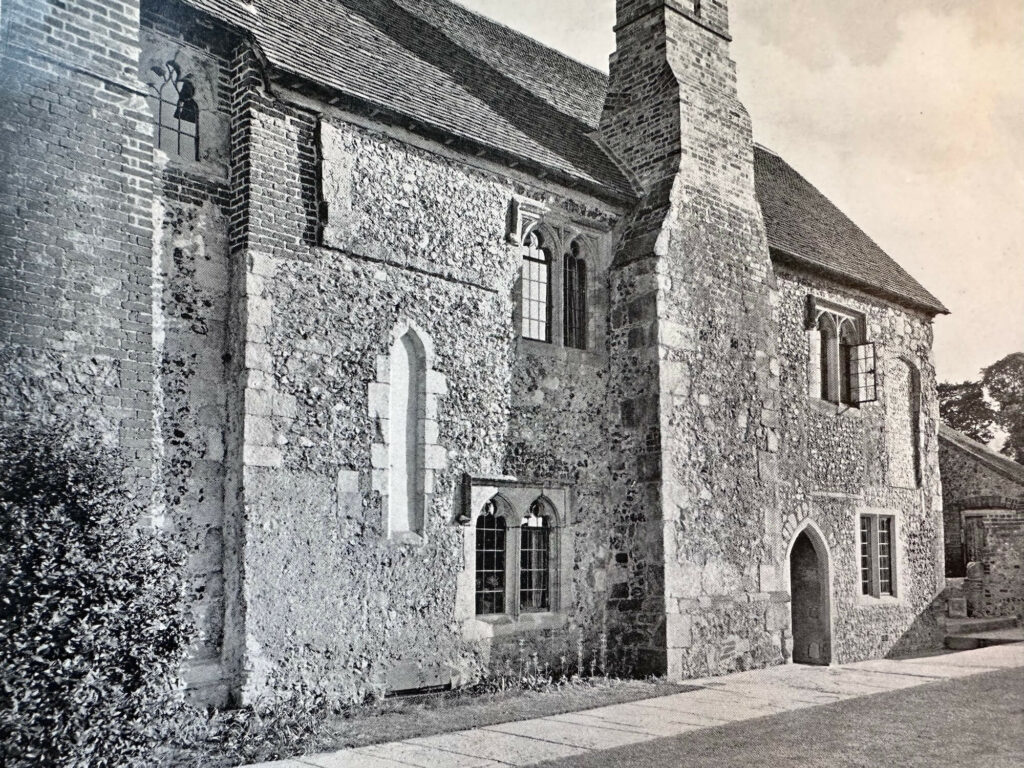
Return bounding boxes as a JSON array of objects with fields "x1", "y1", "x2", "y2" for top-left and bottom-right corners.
[{"x1": 0, "y1": 0, "x2": 953, "y2": 706}]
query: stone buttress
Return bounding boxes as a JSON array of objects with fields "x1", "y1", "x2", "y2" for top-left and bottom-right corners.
[{"x1": 601, "y1": 0, "x2": 786, "y2": 677}]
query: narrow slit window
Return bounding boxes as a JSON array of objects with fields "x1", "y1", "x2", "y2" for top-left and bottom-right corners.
[
  {"x1": 563, "y1": 240, "x2": 588, "y2": 350},
  {"x1": 519, "y1": 503, "x2": 550, "y2": 612},
  {"x1": 860, "y1": 516, "x2": 872, "y2": 596},
  {"x1": 520, "y1": 231, "x2": 551, "y2": 342},
  {"x1": 878, "y1": 517, "x2": 893, "y2": 595},
  {"x1": 475, "y1": 510, "x2": 506, "y2": 616}
]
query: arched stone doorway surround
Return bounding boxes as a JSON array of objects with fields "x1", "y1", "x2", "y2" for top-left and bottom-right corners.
[{"x1": 784, "y1": 520, "x2": 833, "y2": 665}]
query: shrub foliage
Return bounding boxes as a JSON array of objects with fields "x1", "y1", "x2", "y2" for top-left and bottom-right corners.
[{"x1": 0, "y1": 426, "x2": 193, "y2": 767}]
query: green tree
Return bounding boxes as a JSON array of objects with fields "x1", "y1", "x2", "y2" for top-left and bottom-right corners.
[
  {"x1": 939, "y1": 352, "x2": 1024, "y2": 465},
  {"x1": 984, "y1": 352, "x2": 1024, "y2": 464},
  {"x1": 938, "y1": 380, "x2": 997, "y2": 445}
]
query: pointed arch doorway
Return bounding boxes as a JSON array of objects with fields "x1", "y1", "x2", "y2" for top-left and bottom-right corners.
[{"x1": 788, "y1": 525, "x2": 832, "y2": 665}]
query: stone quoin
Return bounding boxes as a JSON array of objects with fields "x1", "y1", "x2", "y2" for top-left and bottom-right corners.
[{"x1": 0, "y1": 0, "x2": 951, "y2": 706}]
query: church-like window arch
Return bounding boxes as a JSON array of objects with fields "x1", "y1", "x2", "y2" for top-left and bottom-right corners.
[
  {"x1": 520, "y1": 498, "x2": 554, "y2": 612},
  {"x1": 470, "y1": 491, "x2": 565, "y2": 619},
  {"x1": 388, "y1": 330, "x2": 427, "y2": 537},
  {"x1": 520, "y1": 230, "x2": 552, "y2": 342},
  {"x1": 475, "y1": 497, "x2": 509, "y2": 616},
  {"x1": 368, "y1": 321, "x2": 447, "y2": 543},
  {"x1": 148, "y1": 60, "x2": 200, "y2": 161},
  {"x1": 808, "y1": 297, "x2": 876, "y2": 407},
  {"x1": 563, "y1": 239, "x2": 588, "y2": 350},
  {"x1": 817, "y1": 312, "x2": 838, "y2": 402}
]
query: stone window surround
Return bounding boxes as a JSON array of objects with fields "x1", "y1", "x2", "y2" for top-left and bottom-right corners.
[
  {"x1": 855, "y1": 506, "x2": 904, "y2": 606},
  {"x1": 508, "y1": 196, "x2": 600, "y2": 355},
  {"x1": 804, "y1": 296, "x2": 876, "y2": 411},
  {"x1": 456, "y1": 475, "x2": 573, "y2": 640},
  {"x1": 368, "y1": 320, "x2": 448, "y2": 544},
  {"x1": 781, "y1": 519, "x2": 835, "y2": 666},
  {"x1": 888, "y1": 356, "x2": 923, "y2": 490}
]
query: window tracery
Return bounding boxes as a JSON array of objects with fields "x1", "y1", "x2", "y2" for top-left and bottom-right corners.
[
  {"x1": 470, "y1": 490, "x2": 564, "y2": 620},
  {"x1": 148, "y1": 60, "x2": 200, "y2": 161},
  {"x1": 520, "y1": 231, "x2": 552, "y2": 342},
  {"x1": 807, "y1": 297, "x2": 877, "y2": 407}
]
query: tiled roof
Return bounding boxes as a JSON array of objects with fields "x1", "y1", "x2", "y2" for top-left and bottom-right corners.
[
  {"x1": 180, "y1": 0, "x2": 632, "y2": 198},
  {"x1": 939, "y1": 424, "x2": 1024, "y2": 487},
  {"x1": 180, "y1": 0, "x2": 946, "y2": 315},
  {"x1": 754, "y1": 147, "x2": 947, "y2": 314}
]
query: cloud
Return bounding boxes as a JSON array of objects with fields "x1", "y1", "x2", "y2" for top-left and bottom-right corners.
[
  {"x1": 457, "y1": 0, "x2": 1023, "y2": 382},
  {"x1": 742, "y1": 0, "x2": 1022, "y2": 70},
  {"x1": 733, "y1": 1, "x2": 1024, "y2": 381}
]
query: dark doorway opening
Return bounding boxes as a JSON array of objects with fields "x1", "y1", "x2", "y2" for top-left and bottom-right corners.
[{"x1": 790, "y1": 529, "x2": 831, "y2": 665}]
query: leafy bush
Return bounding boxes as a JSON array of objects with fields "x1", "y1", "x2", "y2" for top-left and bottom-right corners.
[
  {"x1": 0, "y1": 426, "x2": 193, "y2": 767},
  {"x1": 160, "y1": 692, "x2": 339, "y2": 768}
]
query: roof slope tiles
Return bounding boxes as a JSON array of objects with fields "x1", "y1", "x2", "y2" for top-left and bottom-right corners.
[{"x1": 178, "y1": 0, "x2": 946, "y2": 315}]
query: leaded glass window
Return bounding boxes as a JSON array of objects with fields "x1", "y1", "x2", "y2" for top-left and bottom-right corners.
[
  {"x1": 519, "y1": 503, "x2": 550, "y2": 612},
  {"x1": 520, "y1": 231, "x2": 551, "y2": 342},
  {"x1": 810, "y1": 299, "x2": 876, "y2": 407},
  {"x1": 860, "y1": 514, "x2": 896, "y2": 598},
  {"x1": 148, "y1": 61, "x2": 199, "y2": 162},
  {"x1": 475, "y1": 510, "x2": 506, "y2": 615}
]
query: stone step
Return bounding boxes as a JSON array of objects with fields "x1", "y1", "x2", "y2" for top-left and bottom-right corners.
[
  {"x1": 945, "y1": 616, "x2": 1019, "y2": 635},
  {"x1": 944, "y1": 627, "x2": 1024, "y2": 651}
]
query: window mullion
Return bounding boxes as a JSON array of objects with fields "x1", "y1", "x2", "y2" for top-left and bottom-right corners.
[
  {"x1": 508, "y1": 524, "x2": 521, "y2": 619},
  {"x1": 870, "y1": 517, "x2": 881, "y2": 598}
]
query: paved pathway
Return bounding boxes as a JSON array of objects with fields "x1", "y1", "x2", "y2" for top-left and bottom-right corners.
[{"x1": 246, "y1": 643, "x2": 1024, "y2": 768}]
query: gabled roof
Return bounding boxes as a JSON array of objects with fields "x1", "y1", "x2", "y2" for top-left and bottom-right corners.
[
  {"x1": 939, "y1": 424, "x2": 1024, "y2": 487},
  {"x1": 754, "y1": 148, "x2": 947, "y2": 314},
  {"x1": 179, "y1": 0, "x2": 632, "y2": 198},
  {"x1": 178, "y1": 0, "x2": 946, "y2": 315}
]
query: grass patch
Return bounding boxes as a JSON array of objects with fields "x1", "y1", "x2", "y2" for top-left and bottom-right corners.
[
  {"x1": 328, "y1": 677, "x2": 698, "y2": 750},
  {"x1": 163, "y1": 677, "x2": 697, "y2": 767}
]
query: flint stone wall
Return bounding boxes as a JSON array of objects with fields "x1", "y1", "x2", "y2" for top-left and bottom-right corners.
[
  {"x1": 230, "y1": 92, "x2": 627, "y2": 702},
  {"x1": 939, "y1": 431, "x2": 1024, "y2": 578},
  {"x1": 774, "y1": 267, "x2": 944, "y2": 661}
]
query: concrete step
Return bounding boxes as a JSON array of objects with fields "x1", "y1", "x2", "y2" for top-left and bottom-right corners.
[
  {"x1": 945, "y1": 616, "x2": 1019, "y2": 635},
  {"x1": 944, "y1": 627, "x2": 1024, "y2": 651}
]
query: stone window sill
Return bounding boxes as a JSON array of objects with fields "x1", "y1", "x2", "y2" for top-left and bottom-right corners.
[
  {"x1": 806, "y1": 397, "x2": 870, "y2": 418},
  {"x1": 469, "y1": 611, "x2": 567, "y2": 638},
  {"x1": 156, "y1": 151, "x2": 228, "y2": 182},
  {"x1": 519, "y1": 338, "x2": 599, "y2": 364},
  {"x1": 388, "y1": 531, "x2": 425, "y2": 547},
  {"x1": 856, "y1": 594, "x2": 902, "y2": 608}
]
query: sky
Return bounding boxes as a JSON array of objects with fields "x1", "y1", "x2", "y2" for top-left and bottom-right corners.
[{"x1": 458, "y1": 0, "x2": 1024, "y2": 384}]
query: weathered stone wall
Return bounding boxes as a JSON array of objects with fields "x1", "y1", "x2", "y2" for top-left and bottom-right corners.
[
  {"x1": 939, "y1": 432, "x2": 1024, "y2": 577},
  {"x1": 138, "y1": 2, "x2": 237, "y2": 703},
  {"x1": 602, "y1": 0, "x2": 786, "y2": 678},
  {"x1": 774, "y1": 266, "x2": 944, "y2": 661},
  {"x1": 972, "y1": 511, "x2": 1024, "y2": 620},
  {"x1": 223, "y1": 70, "x2": 629, "y2": 701},
  {"x1": 0, "y1": 0, "x2": 155, "y2": 494}
]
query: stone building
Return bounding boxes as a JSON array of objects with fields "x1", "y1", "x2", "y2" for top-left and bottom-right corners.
[
  {"x1": 1, "y1": 0, "x2": 950, "y2": 705},
  {"x1": 939, "y1": 425, "x2": 1024, "y2": 619}
]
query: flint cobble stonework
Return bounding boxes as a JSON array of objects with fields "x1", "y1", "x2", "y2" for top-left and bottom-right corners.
[
  {"x1": 1, "y1": 0, "x2": 951, "y2": 706},
  {"x1": 938, "y1": 426, "x2": 1024, "y2": 620}
]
